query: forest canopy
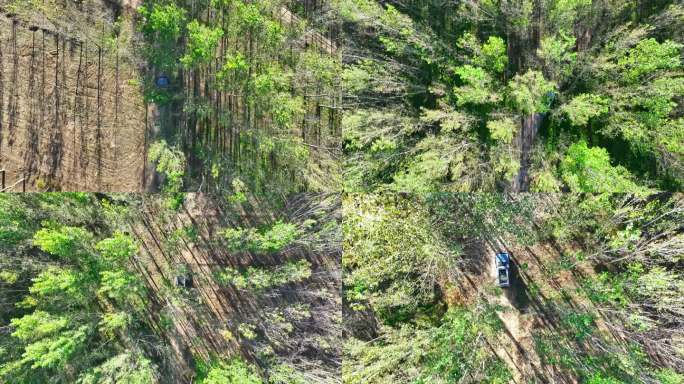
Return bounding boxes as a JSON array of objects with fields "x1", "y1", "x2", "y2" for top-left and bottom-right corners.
[
  {"x1": 338, "y1": 0, "x2": 684, "y2": 193},
  {"x1": 343, "y1": 192, "x2": 684, "y2": 383},
  {"x1": 0, "y1": 192, "x2": 342, "y2": 383}
]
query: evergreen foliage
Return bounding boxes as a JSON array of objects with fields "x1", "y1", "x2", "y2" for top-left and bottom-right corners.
[{"x1": 0, "y1": 193, "x2": 338, "y2": 383}]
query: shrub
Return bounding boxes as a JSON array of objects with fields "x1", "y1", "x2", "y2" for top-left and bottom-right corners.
[
  {"x1": 223, "y1": 221, "x2": 300, "y2": 253},
  {"x1": 200, "y1": 358, "x2": 262, "y2": 384},
  {"x1": 561, "y1": 94, "x2": 610, "y2": 126},
  {"x1": 507, "y1": 70, "x2": 556, "y2": 115},
  {"x1": 216, "y1": 260, "x2": 312, "y2": 291},
  {"x1": 181, "y1": 20, "x2": 224, "y2": 67},
  {"x1": 95, "y1": 232, "x2": 137, "y2": 263},
  {"x1": 560, "y1": 141, "x2": 641, "y2": 193}
]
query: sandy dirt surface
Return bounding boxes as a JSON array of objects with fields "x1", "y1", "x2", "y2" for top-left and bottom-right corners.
[
  {"x1": 457, "y1": 236, "x2": 605, "y2": 384},
  {"x1": 0, "y1": 1, "x2": 146, "y2": 191}
]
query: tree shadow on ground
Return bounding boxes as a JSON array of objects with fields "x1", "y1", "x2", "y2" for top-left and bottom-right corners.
[{"x1": 131, "y1": 194, "x2": 341, "y2": 381}]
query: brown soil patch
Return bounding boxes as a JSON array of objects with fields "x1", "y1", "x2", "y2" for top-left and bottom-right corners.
[{"x1": 0, "y1": 3, "x2": 146, "y2": 191}]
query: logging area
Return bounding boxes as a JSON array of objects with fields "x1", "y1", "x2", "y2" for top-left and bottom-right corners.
[
  {"x1": 0, "y1": 0, "x2": 146, "y2": 192},
  {"x1": 0, "y1": 192, "x2": 342, "y2": 383}
]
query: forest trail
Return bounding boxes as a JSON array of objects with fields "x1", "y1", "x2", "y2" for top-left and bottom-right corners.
[
  {"x1": 461, "y1": 238, "x2": 605, "y2": 383},
  {"x1": 486, "y1": 240, "x2": 554, "y2": 383}
]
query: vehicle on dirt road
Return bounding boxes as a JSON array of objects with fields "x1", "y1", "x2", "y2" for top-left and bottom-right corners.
[{"x1": 496, "y1": 252, "x2": 511, "y2": 287}]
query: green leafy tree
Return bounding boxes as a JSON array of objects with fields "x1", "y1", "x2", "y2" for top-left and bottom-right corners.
[
  {"x1": 560, "y1": 141, "x2": 642, "y2": 193},
  {"x1": 487, "y1": 117, "x2": 517, "y2": 143},
  {"x1": 561, "y1": 94, "x2": 610, "y2": 126},
  {"x1": 95, "y1": 232, "x2": 137, "y2": 264},
  {"x1": 336, "y1": 0, "x2": 684, "y2": 191},
  {"x1": 197, "y1": 358, "x2": 262, "y2": 384},
  {"x1": 32, "y1": 226, "x2": 93, "y2": 260},
  {"x1": 137, "y1": 3, "x2": 187, "y2": 69},
  {"x1": 478, "y1": 36, "x2": 509, "y2": 74},
  {"x1": 343, "y1": 194, "x2": 458, "y2": 321},
  {"x1": 453, "y1": 65, "x2": 499, "y2": 106},
  {"x1": 618, "y1": 38, "x2": 682, "y2": 83},
  {"x1": 2, "y1": 212, "x2": 157, "y2": 383},
  {"x1": 148, "y1": 140, "x2": 186, "y2": 208},
  {"x1": 537, "y1": 32, "x2": 577, "y2": 81},
  {"x1": 181, "y1": 20, "x2": 224, "y2": 67},
  {"x1": 507, "y1": 70, "x2": 556, "y2": 115},
  {"x1": 223, "y1": 221, "x2": 300, "y2": 253},
  {"x1": 138, "y1": 3, "x2": 186, "y2": 41},
  {"x1": 78, "y1": 353, "x2": 157, "y2": 384},
  {"x1": 28, "y1": 267, "x2": 84, "y2": 304},
  {"x1": 216, "y1": 260, "x2": 312, "y2": 291}
]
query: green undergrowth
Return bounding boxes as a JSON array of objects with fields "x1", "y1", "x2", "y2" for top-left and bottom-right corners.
[
  {"x1": 344, "y1": 303, "x2": 512, "y2": 384},
  {"x1": 194, "y1": 356, "x2": 262, "y2": 384},
  {"x1": 215, "y1": 260, "x2": 312, "y2": 292},
  {"x1": 222, "y1": 221, "x2": 301, "y2": 253}
]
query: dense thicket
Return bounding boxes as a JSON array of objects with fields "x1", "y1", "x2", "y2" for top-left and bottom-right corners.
[
  {"x1": 139, "y1": 0, "x2": 342, "y2": 194},
  {"x1": 0, "y1": 192, "x2": 342, "y2": 383},
  {"x1": 338, "y1": 0, "x2": 684, "y2": 192},
  {"x1": 343, "y1": 193, "x2": 684, "y2": 383}
]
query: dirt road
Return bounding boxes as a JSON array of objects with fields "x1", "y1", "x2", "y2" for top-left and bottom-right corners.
[{"x1": 458, "y1": 237, "x2": 600, "y2": 383}]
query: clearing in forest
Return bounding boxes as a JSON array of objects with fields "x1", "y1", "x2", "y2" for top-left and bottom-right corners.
[{"x1": 0, "y1": 0, "x2": 146, "y2": 191}]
